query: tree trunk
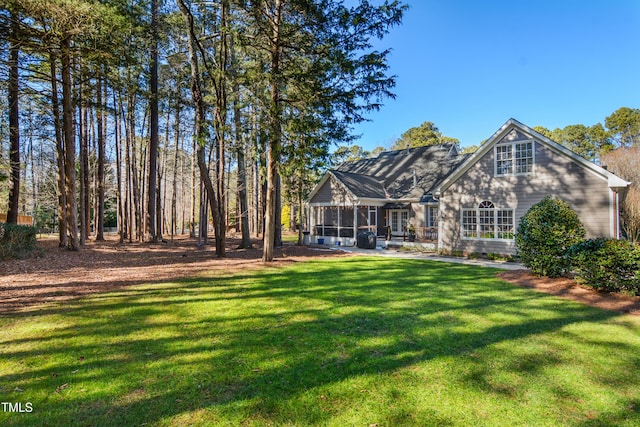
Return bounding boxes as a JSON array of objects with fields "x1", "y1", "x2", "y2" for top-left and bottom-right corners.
[
  {"x1": 129, "y1": 92, "x2": 142, "y2": 241},
  {"x1": 6, "y1": 12, "x2": 20, "y2": 224},
  {"x1": 50, "y1": 53, "x2": 67, "y2": 247},
  {"x1": 212, "y1": 0, "x2": 229, "y2": 257},
  {"x1": 171, "y1": 96, "x2": 181, "y2": 240},
  {"x1": 231, "y1": 31, "x2": 252, "y2": 249},
  {"x1": 297, "y1": 187, "x2": 304, "y2": 246},
  {"x1": 26, "y1": 109, "x2": 36, "y2": 228},
  {"x1": 61, "y1": 36, "x2": 79, "y2": 251},
  {"x1": 79, "y1": 88, "x2": 89, "y2": 245},
  {"x1": 199, "y1": 182, "x2": 208, "y2": 247},
  {"x1": 263, "y1": 0, "x2": 283, "y2": 262},
  {"x1": 114, "y1": 88, "x2": 124, "y2": 243},
  {"x1": 157, "y1": 122, "x2": 165, "y2": 241},
  {"x1": 124, "y1": 89, "x2": 133, "y2": 242},
  {"x1": 96, "y1": 75, "x2": 106, "y2": 240},
  {"x1": 178, "y1": 0, "x2": 223, "y2": 256},
  {"x1": 140, "y1": 136, "x2": 147, "y2": 238},
  {"x1": 180, "y1": 136, "x2": 186, "y2": 235},
  {"x1": 146, "y1": 0, "x2": 159, "y2": 242},
  {"x1": 275, "y1": 174, "x2": 282, "y2": 247},
  {"x1": 190, "y1": 135, "x2": 197, "y2": 238}
]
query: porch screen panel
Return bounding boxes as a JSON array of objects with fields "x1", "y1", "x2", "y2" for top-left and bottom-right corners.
[
  {"x1": 341, "y1": 208, "x2": 354, "y2": 227},
  {"x1": 332, "y1": 207, "x2": 351, "y2": 237},
  {"x1": 314, "y1": 207, "x2": 323, "y2": 226},
  {"x1": 312, "y1": 207, "x2": 322, "y2": 235},
  {"x1": 357, "y1": 207, "x2": 369, "y2": 232},
  {"x1": 321, "y1": 207, "x2": 337, "y2": 236}
]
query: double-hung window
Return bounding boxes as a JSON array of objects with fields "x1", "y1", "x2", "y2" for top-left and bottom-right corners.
[
  {"x1": 496, "y1": 210, "x2": 514, "y2": 239},
  {"x1": 461, "y1": 210, "x2": 477, "y2": 238},
  {"x1": 461, "y1": 201, "x2": 514, "y2": 240},
  {"x1": 495, "y1": 140, "x2": 534, "y2": 176},
  {"x1": 426, "y1": 205, "x2": 438, "y2": 228}
]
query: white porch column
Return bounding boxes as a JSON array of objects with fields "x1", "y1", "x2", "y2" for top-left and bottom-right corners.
[
  {"x1": 353, "y1": 202, "x2": 358, "y2": 240},
  {"x1": 310, "y1": 206, "x2": 315, "y2": 234}
]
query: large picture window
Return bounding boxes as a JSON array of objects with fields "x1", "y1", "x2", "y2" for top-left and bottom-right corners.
[
  {"x1": 495, "y1": 141, "x2": 534, "y2": 176},
  {"x1": 462, "y1": 201, "x2": 514, "y2": 240}
]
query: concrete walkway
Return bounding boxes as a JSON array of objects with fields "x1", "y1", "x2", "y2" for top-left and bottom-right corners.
[{"x1": 312, "y1": 245, "x2": 525, "y2": 270}]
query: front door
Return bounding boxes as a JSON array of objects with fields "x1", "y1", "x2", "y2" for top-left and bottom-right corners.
[{"x1": 389, "y1": 210, "x2": 408, "y2": 235}]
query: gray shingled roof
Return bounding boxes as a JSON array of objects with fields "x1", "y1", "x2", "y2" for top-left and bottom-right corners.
[
  {"x1": 330, "y1": 170, "x2": 387, "y2": 199},
  {"x1": 334, "y1": 144, "x2": 469, "y2": 200}
]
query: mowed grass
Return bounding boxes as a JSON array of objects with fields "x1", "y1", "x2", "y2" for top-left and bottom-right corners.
[{"x1": 1, "y1": 257, "x2": 640, "y2": 426}]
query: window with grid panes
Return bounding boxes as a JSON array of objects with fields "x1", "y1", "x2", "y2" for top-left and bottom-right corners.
[
  {"x1": 461, "y1": 201, "x2": 514, "y2": 240},
  {"x1": 496, "y1": 140, "x2": 534, "y2": 175}
]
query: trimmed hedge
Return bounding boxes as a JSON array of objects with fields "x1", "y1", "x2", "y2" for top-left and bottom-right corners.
[
  {"x1": 0, "y1": 223, "x2": 38, "y2": 259},
  {"x1": 515, "y1": 196, "x2": 586, "y2": 277},
  {"x1": 568, "y1": 238, "x2": 640, "y2": 295}
]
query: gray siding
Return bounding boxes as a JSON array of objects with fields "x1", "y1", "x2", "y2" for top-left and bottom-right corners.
[
  {"x1": 440, "y1": 137, "x2": 612, "y2": 255},
  {"x1": 309, "y1": 176, "x2": 355, "y2": 205},
  {"x1": 411, "y1": 204, "x2": 426, "y2": 230}
]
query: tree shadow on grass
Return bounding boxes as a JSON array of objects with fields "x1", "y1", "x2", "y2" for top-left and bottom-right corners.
[{"x1": 1, "y1": 258, "x2": 639, "y2": 426}]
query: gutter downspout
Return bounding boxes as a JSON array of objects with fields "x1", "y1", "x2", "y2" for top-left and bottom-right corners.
[{"x1": 434, "y1": 190, "x2": 443, "y2": 253}]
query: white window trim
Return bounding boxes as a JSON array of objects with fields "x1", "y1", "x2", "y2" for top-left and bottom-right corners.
[
  {"x1": 494, "y1": 139, "x2": 535, "y2": 177},
  {"x1": 460, "y1": 203, "x2": 515, "y2": 241}
]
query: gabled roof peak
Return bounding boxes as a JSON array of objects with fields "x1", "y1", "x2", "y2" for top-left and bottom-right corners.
[{"x1": 435, "y1": 118, "x2": 631, "y2": 193}]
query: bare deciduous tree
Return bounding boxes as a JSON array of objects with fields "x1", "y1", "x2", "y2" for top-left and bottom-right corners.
[{"x1": 602, "y1": 146, "x2": 640, "y2": 242}]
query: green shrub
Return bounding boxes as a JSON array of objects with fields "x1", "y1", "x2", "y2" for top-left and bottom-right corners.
[
  {"x1": 486, "y1": 253, "x2": 506, "y2": 261},
  {"x1": 567, "y1": 238, "x2": 607, "y2": 288},
  {"x1": 515, "y1": 196, "x2": 585, "y2": 277},
  {"x1": 0, "y1": 223, "x2": 39, "y2": 259},
  {"x1": 569, "y1": 238, "x2": 640, "y2": 295}
]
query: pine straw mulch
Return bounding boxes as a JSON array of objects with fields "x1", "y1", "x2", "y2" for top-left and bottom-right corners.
[
  {"x1": 0, "y1": 234, "x2": 348, "y2": 315},
  {"x1": 497, "y1": 270, "x2": 640, "y2": 316},
  {"x1": 1, "y1": 235, "x2": 639, "y2": 317}
]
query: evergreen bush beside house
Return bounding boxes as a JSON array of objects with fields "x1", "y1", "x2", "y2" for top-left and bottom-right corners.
[
  {"x1": 515, "y1": 195, "x2": 586, "y2": 277},
  {"x1": 569, "y1": 238, "x2": 640, "y2": 295}
]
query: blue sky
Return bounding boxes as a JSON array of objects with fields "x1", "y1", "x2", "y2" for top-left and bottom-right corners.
[{"x1": 351, "y1": 0, "x2": 640, "y2": 150}]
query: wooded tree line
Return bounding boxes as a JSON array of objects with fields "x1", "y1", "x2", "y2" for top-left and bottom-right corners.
[{"x1": 0, "y1": 0, "x2": 406, "y2": 261}]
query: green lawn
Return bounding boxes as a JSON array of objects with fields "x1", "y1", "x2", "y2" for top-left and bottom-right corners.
[{"x1": 1, "y1": 257, "x2": 639, "y2": 426}]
